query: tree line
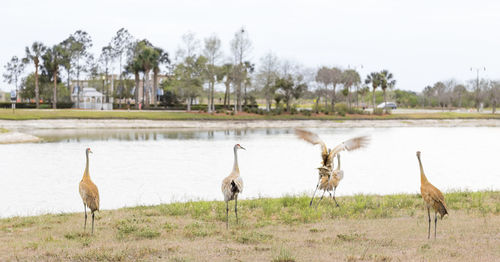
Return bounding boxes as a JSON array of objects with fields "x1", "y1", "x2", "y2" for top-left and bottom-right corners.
[{"x1": 3, "y1": 28, "x2": 499, "y2": 113}]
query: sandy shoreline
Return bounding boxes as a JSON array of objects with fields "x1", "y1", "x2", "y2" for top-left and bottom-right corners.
[
  {"x1": 0, "y1": 131, "x2": 41, "y2": 144},
  {"x1": 0, "y1": 119, "x2": 498, "y2": 144}
]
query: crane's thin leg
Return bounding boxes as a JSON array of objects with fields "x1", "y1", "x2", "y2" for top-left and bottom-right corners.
[
  {"x1": 434, "y1": 211, "x2": 437, "y2": 239},
  {"x1": 315, "y1": 190, "x2": 326, "y2": 209},
  {"x1": 91, "y1": 212, "x2": 95, "y2": 234},
  {"x1": 226, "y1": 201, "x2": 229, "y2": 229},
  {"x1": 427, "y1": 207, "x2": 431, "y2": 239},
  {"x1": 333, "y1": 188, "x2": 340, "y2": 207},
  {"x1": 309, "y1": 181, "x2": 320, "y2": 207},
  {"x1": 235, "y1": 195, "x2": 238, "y2": 224},
  {"x1": 83, "y1": 204, "x2": 87, "y2": 232}
]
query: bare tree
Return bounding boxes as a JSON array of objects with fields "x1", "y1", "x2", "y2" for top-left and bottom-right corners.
[
  {"x1": 452, "y1": 84, "x2": 467, "y2": 108},
  {"x1": 467, "y1": 78, "x2": 488, "y2": 112},
  {"x1": 330, "y1": 67, "x2": 343, "y2": 111},
  {"x1": 70, "y1": 30, "x2": 93, "y2": 107},
  {"x1": 256, "y1": 52, "x2": 279, "y2": 111},
  {"x1": 3, "y1": 56, "x2": 25, "y2": 101},
  {"x1": 315, "y1": 66, "x2": 333, "y2": 110},
  {"x1": 111, "y1": 28, "x2": 134, "y2": 106},
  {"x1": 176, "y1": 32, "x2": 200, "y2": 61},
  {"x1": 203, "y1": 34, "x2": 222, "y2": 112},
  {"x1": 434, "y1": 81, "x2": 450, "y2": 110},
  {"x1": 230, "y1": 27, "x2": 252, "y2": 112},
  {"x1": 99, "y1": 45, "x2": 113, "y2": 103},
  {"x1": 488, "y1": 81, "x2": 500, "y2": 114}
]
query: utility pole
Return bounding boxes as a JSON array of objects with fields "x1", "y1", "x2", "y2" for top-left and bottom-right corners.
[{"x1": 470, "y1": 67, "x2": 486, "y2": 112}]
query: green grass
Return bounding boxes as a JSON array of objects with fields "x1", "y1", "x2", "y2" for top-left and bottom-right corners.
[
  {"x1": 119, "y1": 190, "x2": 500, "y2": 227},
  {"x1": 0, "y1": 128, "x2": 8, "y2": 133},
  {"x1": 272, "y1": 246, "x2": 296, "y2": 262},
  {"x1": 1, "y1": 190, "x2": 499, "y2": 261},
  {"x1": 0, "y1": 108, "x2": 499, "y2": 120}
]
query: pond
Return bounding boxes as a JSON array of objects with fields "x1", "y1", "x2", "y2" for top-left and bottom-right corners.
[{"x1": 1, "y1": 126, "x2": 499, "y2": 217}]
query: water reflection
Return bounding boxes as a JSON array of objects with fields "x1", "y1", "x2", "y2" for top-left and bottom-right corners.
[{"x1": 23, "y1": 128, "x2": 298, "y2": 143}]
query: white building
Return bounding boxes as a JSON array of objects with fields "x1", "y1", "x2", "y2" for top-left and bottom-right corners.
[{"x1": 71, "y1": 87, "x2": 112, "y2": 110}]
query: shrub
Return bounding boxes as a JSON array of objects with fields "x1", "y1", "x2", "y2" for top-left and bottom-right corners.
[
  {"x1": 301, "y1": 109, "x2": 312, "y2": 116},
  {"x1": 0, "y1": 102, "x2": 74, "y2": 109},
  {"x1": 347, "y1": 107, "x2": 365, "y2": 115},
  {"x1": 334, "y1": 103, "x2": 348, "y2": 115},
  {"x1": 373, "y1": 108, "x2": 384, "y2": 115}
]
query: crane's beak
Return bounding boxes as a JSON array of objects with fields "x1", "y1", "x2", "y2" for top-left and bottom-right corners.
[
  {"x1": 240, "y1": 146, "x2": 246, "y2": 150},
  {"x1": 89, "y1": 150, "x2": 93, "y2": 154}
]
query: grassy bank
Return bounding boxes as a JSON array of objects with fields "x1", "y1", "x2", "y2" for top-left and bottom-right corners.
[
  {"x1": 0, "y1": 109, "x2": 499, "y2": 120},
  {"x1": 1, "y1": 191, "x2": 499, "y2": 261}
]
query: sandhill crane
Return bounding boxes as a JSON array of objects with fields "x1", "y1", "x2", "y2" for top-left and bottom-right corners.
[
  {"x1": 295, "y1": 128, "x2": 369, "y2": 206},
  {"x1": 79, "y1": 148, "x2": 100, "y2": 234},
  {"x1": 315, "y1": 154, "x2": 344, "y2": 207},
  {"x1": 416, "y1": 151, "x2": 448, "y2": 239},
  {"x1": 329, "y1": 154, "x2": 344, "y2": 206},
  {"x1": 221, "y1": 144, "x2": 245, "y2": 228}
]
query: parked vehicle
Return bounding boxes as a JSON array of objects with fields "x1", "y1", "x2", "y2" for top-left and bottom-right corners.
[{"x1": 377, "y1": 102, "x2": 397, "y2": 109}]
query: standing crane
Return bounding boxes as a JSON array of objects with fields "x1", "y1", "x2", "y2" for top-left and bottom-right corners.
[
  {"x1": 416, "y1": 151, "x2": 448, "y2": 239},
  {"x1": 79, "y1": 148, "x2": 100, "y2": 234},
  {"x1": 221, "y1": 144, "x2": 245, "y2": 228},
  {"x1": 295, "y1": 128, "x2": 369, "y2": 206}
]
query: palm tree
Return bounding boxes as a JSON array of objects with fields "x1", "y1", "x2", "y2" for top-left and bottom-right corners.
[
  {"x1": 342, "y1": 69, "x2": 361, "y2": 108},
  {"x1": 365, "y1": 72, "x2": 382, "y2": 110},
  {"x1": 379, "y1": 70, "x2": 396, "y2": 113},
  {"x1": 24, "y1": 42, "x2": 47, "y2": 108},
  {"x1": 137, "y1": 41, "x2": 157, "y2": 108},
  {"x1": 152, "y1": 47, "x2": 170, "y2": 107},
  {"x1": 358, "y1": 86, "x2": 370, "y2": 108},
  {"x1": 126, "y1": 41, "x2": 143, "y2": 109}
]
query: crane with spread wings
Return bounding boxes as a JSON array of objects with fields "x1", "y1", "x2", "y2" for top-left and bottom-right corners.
[{"x1": 295, "y1": 128, "x2": 370, "y2": 206}]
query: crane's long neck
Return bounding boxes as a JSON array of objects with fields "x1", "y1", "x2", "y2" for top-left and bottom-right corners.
[
  {"x1": 232, "y1": 147, "x2": 239, "y2": 173},
  {"x1": 336, "y1": 155, "x2": 341, "y2": 170},
  {"x1": 417, "y1": 155, "x2": 428, "y2": 184},
  {"x1": 83, "y1": 151, "x2": 90, "y2": 179}
]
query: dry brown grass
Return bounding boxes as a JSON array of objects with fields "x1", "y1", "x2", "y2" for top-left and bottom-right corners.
[{"x1": 1, "y1": 191, "x2": 499, "y2": 261}]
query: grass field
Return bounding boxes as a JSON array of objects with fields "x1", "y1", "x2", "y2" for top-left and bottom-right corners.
[
  {"x1": 1, "y1": 191, "x2": 499, "y2": 261},
  {"x1": 0, "y1": 109, "x2": 499, "y2": 120}
]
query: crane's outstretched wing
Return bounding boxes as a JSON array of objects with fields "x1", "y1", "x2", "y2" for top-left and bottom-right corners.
[
  {"x1": 295, "y1": 128, "x2": 329, "y2": 166},
  {"x1": 328, "y1": 135, "x2": 370, "y2": 160}
]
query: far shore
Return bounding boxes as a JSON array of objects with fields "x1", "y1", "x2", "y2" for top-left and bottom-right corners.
[
  {"x1": 1, "y1": 118, "x2": 498, "y2": 144},
  {"x1": 1, "y1": 118, "x2": 500, "y2": 131}
]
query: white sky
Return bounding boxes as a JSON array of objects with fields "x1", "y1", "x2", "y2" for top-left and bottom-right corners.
[{"x1": 1, "y1": 0, "x2": 499, "y2": 92}]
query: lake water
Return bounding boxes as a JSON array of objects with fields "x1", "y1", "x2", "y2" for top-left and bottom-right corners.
[{"x1": 1, "y1": 126, "x2": 499, "y2": 218}]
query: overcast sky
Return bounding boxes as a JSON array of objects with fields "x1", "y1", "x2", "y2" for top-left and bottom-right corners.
[{"x1": 1, "y1": 0, "x2": 499, "y2": 92}]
